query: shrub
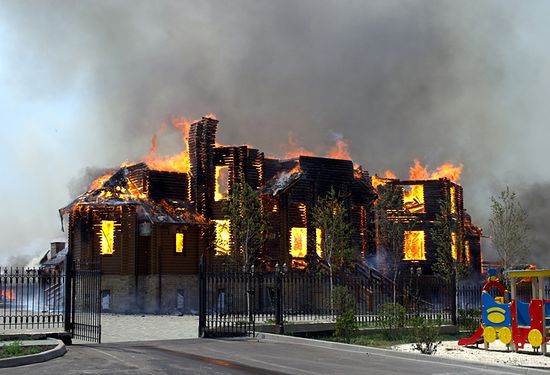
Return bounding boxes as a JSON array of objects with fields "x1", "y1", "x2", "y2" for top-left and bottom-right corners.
[
  {"x1": 377, "y1": 303, "x2": 407, "y2": 338},
  {"x1": 332, "y1": 286, "x2": 355, "y2": 315},
  {"x1": 410, "y1": 316, "x2": 442, "y2": 355},
  {"x1": 335, "y1": 309, "x2": 358, "y2": 343},
  {"x1": 332, "y1": 286, "x2": 357, "y2": 343}
]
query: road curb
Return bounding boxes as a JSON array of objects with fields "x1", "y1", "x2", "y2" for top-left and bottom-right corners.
[
  {"x1": 258, "y1": 333, "x2": 549, "y2": 375},
  {"x1": 0, "y1": 339, "x2": 66, "y2": 368}
]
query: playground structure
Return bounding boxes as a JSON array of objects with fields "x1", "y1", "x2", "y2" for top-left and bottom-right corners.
[{"x1": 458, "y1": 268, "x2": 550, "y2": 354}]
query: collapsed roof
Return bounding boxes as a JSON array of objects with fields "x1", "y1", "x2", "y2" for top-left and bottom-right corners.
[{"x1": 59, "y1": 163, "x2": 206, "y2": 226}]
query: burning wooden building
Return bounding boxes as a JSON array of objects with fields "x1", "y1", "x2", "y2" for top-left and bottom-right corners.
[
  {"x1": 60, "y1": 162, "x2": 208, "y2": 313},
  {"x1": 61, "y1": 116, "x2": 482, "y2": 313},
  {"x1": 372, "y1": 177, "x2": 482, "y2": 276}
]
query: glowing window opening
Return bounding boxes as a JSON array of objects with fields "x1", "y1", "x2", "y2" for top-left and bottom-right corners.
[
  {"x1": 215, "y1": 166, "x2": 229, "y2": 201},
  {"x1": 403, "y1": 185, "x2": 425, "y2": 213},
  {"x1": 100, "y1": 220, "x2": 116, "y2": 255},
  {"x1": 465, "y1": 240, "x2": 471, "y2": 264},
  {"x1": 450, "y1": 185, "x2": 457, "y2": 214},
  {"x1": 403, "y1": 230, "x2": 425, "y2": 261},
  {"x1": 176, "y1": 233, "x2": 184, "y2": 254},
  {"x1": 451, "y1": 232, "x2": 457, "y2": 260},
  {"x1": 290, "y1": 227, "x2": 322, "y2": 258},
  {"x1": 214, "y1": 219, "x2": 231, "y2": 255}
]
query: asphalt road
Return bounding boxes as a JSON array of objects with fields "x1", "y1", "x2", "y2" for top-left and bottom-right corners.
[{"x1": 3, "y1": 335, "x2": 547, "y2": 375}]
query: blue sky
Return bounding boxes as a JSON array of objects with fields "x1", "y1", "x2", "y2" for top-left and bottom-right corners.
[{"x1": 1, "y1": 1, "x2": 550, "y2": 265}]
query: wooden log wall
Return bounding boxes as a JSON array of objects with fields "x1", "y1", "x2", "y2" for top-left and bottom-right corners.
[
  {"x1": 189, "y1": 117, "x2": 218, "y2": 218},
  {"x1": 147, "y1": 171, "x2": 188, "y2": 201},
  {"x1": 75, "y1": 205, "x2": 137, "y2": 275},
  {"x1": 211, "y1": 145, "x2": 265, "y2": 220},
  {"x1": 386, "y1": 179, "x2": 477, "y2": 274},
  {"x1": 149, "y1": 225, "x2": 200, "y2": 275},
  {"x1": 269, "y1": 156, "x2": 377, "y2": 264},
  {"x1": 126, "y1": 162, "x2": 149, "y2": 193}
]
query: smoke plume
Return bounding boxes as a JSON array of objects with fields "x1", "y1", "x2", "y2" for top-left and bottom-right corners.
[
  {"x1": 518, "y1": 183, "x2": 550, "y2": 268},
  {"x1": 2, "y1": 1, "x2": 550, "y2": 262}
]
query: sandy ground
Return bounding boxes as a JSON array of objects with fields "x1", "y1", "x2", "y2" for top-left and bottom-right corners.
[
  {"x1": 393, "y1": 339, "x2": 550, "y2": 369},
  {"x1": 93, "y1": 313, "x2": 199, "y2": 343}
]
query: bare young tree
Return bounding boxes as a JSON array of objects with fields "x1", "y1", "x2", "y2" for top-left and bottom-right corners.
[
  {"x1": 489, "y1": 187, "x2": 529, "y2": 270},
  {"x1": 313, "y1": 188, "x2": 354, "y2": 309},
  {"x1": 375, "y1": 184, "x2": 416, "y2": 304}
]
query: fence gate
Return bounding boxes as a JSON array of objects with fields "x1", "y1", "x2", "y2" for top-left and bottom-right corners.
[
  {"x1": 68, "y1": 261, "x2": 102, "y2": 343},
  {"x1": 199, "y1": 258, "x2": 256, "y2": 338}
]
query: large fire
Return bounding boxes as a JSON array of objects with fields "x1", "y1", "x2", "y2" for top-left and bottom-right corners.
[
  {"x1": 89, "y1": 116, "x2": 197, "y2": 192},
  {"x1": 143, "y1": 117, "x2": 191, "y2": 173},
  {"x1": 409, "y1": 159, "x2": 463, "y2": 182},
  {"x1": 373, "y1": 160, "x2": 463, "y2": 213}
]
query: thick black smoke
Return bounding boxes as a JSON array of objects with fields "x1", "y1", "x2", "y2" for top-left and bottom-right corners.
[
  {"x1": 2, "y1": 1, "x2": 550, "y2": 262},
  {"x1": 519, "y1": 183, "x2": 550, "y2": 268}
]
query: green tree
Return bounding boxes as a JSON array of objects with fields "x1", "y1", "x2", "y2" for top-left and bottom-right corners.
[
  {"x1": 219, "y1": 181, "x2": 270, "y2": 271},
  {"x1": 489, "y1": 187, "x2": 529, "y2": 270},
  {"x1": 431, "y1": 197, "x2": 467, "y2": 281},
  {"x1": 313, "y1": 188, "x2": 354, "y2": 309}
]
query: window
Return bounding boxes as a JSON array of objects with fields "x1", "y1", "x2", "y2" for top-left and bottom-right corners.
[
  {"x1": 403, "y1": 230, "x2": 426, "y2": 261},
  {"x1": 403, "y1": 185, "x2": 425, "y2": 213},
  {"x1": 290, "y1": 228, "x2": 307, "y2": 258},
  {"x1": 176, "y1": 289, "x2": 185, "y2": 313},
  {"x1": 214, "y1": 220, "x2": 230, "y2": 255},
  {"x1": 176, "y1": 232, "x2": 185, "y2": 254},
  {"x1": 101, "y1": 290, "x2": 111, "y2": 311},
  {"x1": 290, "y1": 227, "x2": 322, "y2": 258},
  {"x1": 99, "y1": 220, "x2": 116, "y2": 255},
  {"x1": 215, "y1": 166, "x2": 229, "y2": 201},
  {"x1": 451, "y1": 232, "x2": 457, "y2": 260},
  {"x1": 450, "y1": 186, "x2": 457, "y2": 214}
]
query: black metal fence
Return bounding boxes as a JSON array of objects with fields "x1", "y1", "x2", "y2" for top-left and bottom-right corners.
[
  {"x1": 0, "y1": 267, "x2": 65, "y2": 331},
  {"x1": 199, "y1": 264, "x2": 466, "y2": 337},
  {"x1": 70, "y1": 261, "x2": 102, "y2": 343}
]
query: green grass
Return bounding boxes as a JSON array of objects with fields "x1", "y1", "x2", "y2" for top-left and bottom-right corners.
[{"x1": 0, "y1": 341, "x2": 53, "y2": 359}]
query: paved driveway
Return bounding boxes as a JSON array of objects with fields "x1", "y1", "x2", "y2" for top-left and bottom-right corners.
[{"x1": 5, "y1": 334, "x2": 546, "y2": 375}]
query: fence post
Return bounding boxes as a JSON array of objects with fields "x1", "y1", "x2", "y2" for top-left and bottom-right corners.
[
  {"x1": 275, "y1": 269, "x2": 284, "y2": 334},
  {"x1": 451, "y1": 277, "x2": 457, "y2": 326},
  {"x1": 198, "y1": 255, "x2": 206, "y2": 338},
  {"x1": 63, "y1": 254, "x2": 73, "y2": 333}
]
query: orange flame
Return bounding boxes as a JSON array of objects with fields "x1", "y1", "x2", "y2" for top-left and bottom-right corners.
[
  {"x1": 327, "y1": 138, "x2": 351, "y2": 160},
  {"x1": 283, "y1": 133, "x2": 317, "y2": 158},
  {"x1": 282, "y1": 132, "x2": 352, "y2": 160},
  {"x1": 403, "y1": 230, "x2": 426, "y2": 261},
  {"x1": 403, "y1": 185, "x2": 425, "y2": 213},
  {"x1": 90, "y1": 173, "x2": 114, "y2": 190},
  {"x1": 372, "y1": 170, "x2": 398, "y2": 189},
  {"x1": 374, "y1": 160, "x2": 463, "y2": 188},
  {"x1": 143, "y1": 117, "x2": 191, "y2": 173},
  {"x1": 1, "y1": 289, "x2": 14, "y2": 301},
  {"x1": 87, "y1": 115, "x2": 210, "y2": 192},
  {"x1": 409, "y1": 159, "x2": 463, "y2": 182}
]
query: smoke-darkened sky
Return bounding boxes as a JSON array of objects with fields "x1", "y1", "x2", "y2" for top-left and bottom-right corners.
[{"x1": 1, "y1": 1, "x2": 549, "y2": 265}]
